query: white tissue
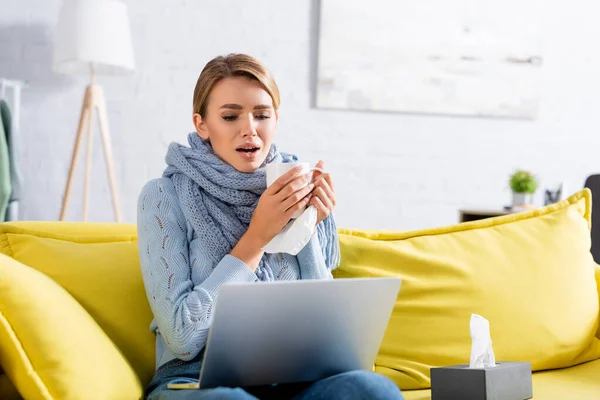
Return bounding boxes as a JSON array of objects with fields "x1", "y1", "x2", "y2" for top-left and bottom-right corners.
[
  {"x1": 469, "y1": 314, "x2": 496, "y2": 368},
  {"x1": 262, "y1": 206, "x2": 318, "y2": 255}
]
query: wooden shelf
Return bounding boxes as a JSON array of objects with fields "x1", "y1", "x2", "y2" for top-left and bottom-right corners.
[{"x1": 458, "y1": 208, "x2": 518, "y2": 223}]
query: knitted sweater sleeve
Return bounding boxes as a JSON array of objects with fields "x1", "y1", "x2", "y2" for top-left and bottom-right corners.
[
  {"x1": 137, "y1": 178, "x2": 258, "y2": 361},
  {"x1": 296, "y1": 213, "x2": 340, "y2": 280}
]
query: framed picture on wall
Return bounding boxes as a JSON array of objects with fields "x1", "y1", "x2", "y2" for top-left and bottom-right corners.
[{"x1": 316, "y1": 0, "x2": 543, "y2": 119}]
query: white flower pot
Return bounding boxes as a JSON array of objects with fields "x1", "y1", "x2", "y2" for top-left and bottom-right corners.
[{"x1": 512, "y1": 192, "x2": 529, "y2": 207}]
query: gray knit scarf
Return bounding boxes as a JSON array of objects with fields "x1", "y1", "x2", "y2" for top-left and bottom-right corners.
[{"x1": 163, "y1": 133, "x2": 339, "y2": 279}]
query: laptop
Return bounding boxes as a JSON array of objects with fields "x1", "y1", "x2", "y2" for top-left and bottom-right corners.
[{"x1": 171, "y1": 277, "x2": 401, "y2": 390}]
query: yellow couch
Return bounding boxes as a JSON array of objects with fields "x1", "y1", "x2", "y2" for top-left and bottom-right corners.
[{"x1": 0, "y1": 189, "x2": 599, "y2": 399}]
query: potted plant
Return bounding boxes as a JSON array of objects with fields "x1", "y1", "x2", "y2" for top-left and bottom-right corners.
[{"x1": 509, "y1": 169, "x2": 538, "y2": 207}]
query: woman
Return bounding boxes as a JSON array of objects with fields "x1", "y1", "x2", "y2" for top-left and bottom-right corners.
[{"x1": 137, "y1": 53, "x2": 403, "y2": 399}]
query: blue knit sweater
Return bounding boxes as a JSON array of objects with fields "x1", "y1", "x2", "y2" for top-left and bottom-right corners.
[{"x1": 137, "y1": 177, "x2": 337, "y2": 369}]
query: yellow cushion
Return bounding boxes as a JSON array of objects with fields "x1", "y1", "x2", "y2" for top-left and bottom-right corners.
[
  {"x1": 0, "y1": 252, "x2": 142, "y2": 399},
  {"x1": 0, "y1": 222, "x2": 155, "y2": 386},
  {"x1": 334, "y1": 189, "x2": 600, "y2": 390}
]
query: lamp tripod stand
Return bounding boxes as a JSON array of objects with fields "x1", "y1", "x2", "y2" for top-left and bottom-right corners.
[{"x1": 59, "y1": 71, "x2": 121, "y2": 222}]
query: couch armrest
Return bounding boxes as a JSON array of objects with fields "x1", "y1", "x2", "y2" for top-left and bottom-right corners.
[{"x1": 596, "y1": 266, "x2": 600, "y2": 339}]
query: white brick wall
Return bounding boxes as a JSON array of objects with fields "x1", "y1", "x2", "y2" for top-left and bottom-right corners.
[{"x1": 2, "y1": 0, "x2": 600, "y2": 231}]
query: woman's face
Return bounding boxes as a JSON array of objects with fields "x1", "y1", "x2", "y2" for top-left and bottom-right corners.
[{"x1": 193, "y1": 76, "x2": 278, "y2": 173}]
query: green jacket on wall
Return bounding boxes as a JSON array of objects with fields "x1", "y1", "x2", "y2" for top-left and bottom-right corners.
[
  {"x1": 1, "y1": 99, "x2": 19, "y2": 221},
  {"x1": 0, "y1": 100, "x2": 10, "y2": 220}
]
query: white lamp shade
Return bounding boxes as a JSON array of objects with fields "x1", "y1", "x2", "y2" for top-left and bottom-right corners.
[{"x1": 53, "y1": 0, "x2": 135, "y2": 75}]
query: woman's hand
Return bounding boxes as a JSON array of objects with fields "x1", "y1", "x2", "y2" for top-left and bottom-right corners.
[
  {"x1": 247, "y1": 166, "x2": 314, "y2": 247},
  {"x1": 309, "y1": 160, "x2": 336, "y2": 226}
]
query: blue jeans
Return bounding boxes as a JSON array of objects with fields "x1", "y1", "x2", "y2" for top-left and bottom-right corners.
[{"x1": 145, "y1": 352, "x2": 404, "y2": 400}]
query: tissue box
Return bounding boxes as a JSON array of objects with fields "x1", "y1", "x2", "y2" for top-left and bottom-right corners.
[{"x1": 430, "y1": 362, "x2": 532, "y2": 400}]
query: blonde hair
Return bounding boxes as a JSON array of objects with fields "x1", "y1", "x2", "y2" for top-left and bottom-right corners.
[{"x1": 192, "y1": 53, "x2": 281, "y2": 118}]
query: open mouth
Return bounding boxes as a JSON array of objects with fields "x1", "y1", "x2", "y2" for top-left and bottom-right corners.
[{"x1": 236, "y1": 147, "x2": 260, "y2": 154}]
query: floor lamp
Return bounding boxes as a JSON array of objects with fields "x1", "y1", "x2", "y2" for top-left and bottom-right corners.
[{"x1": 53, "y1": 0, "x2": 135, "y2": 222}]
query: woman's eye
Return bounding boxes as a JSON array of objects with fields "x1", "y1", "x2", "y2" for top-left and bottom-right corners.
[
  {"x1": 222, "y1": 115, "x2": 238, "y2": 121},
  {"x1": 255, "y1": 114, "x2": 271, "y2": 120}
]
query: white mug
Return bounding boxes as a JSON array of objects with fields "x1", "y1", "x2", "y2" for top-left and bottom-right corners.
[{"x1": 266, "y1": 162, "x2": 324, "y2": 219}]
